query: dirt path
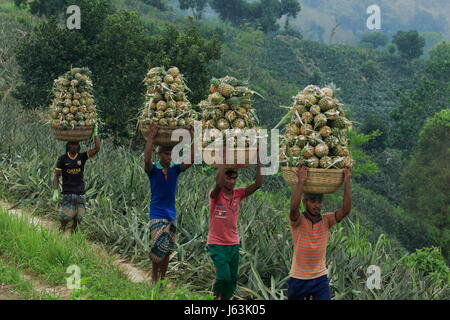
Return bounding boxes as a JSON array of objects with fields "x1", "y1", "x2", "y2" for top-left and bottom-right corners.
[{"x1": 0, "y1": 200, "x2": 151, "y2": 288}]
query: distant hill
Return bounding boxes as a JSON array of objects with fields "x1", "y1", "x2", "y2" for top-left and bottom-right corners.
[{"x1": 292, "y1": 0, "x2": 450, "y2": 45}]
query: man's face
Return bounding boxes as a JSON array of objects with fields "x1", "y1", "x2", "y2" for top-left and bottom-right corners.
[
  {"x1": 68, "y1": 143, "x2": 79, "y2": 153},
  {"x1": 159, "y1": 150, "x2": 172, "y2": 164},
  {"x1": 224, "y1": 173, "x2": 237, "y2": 190},
  {"x1": 304, "y1": 198, "x2": 323, "y2": 215}
]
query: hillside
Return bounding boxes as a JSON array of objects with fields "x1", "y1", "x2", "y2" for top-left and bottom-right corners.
[{"x1": 0, "y1": 0, "x2": 449, "y2": 299}]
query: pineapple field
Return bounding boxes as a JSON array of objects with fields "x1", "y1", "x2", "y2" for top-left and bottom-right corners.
[{"x1": 1, "y1": 0, "x2": 449, "y2": 300}]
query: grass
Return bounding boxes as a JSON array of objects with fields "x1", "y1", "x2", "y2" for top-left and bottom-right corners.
[
  {"x1": 0, "y1": 258, "x2": 59, "y2": 300},
  {"x1": 0, "y1": 207, "x2": 213, "y2": 300}
]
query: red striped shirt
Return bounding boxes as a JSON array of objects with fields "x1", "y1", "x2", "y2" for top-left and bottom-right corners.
[{"x1": 290, "y1": 212, "x2": 337, "y2": 280}]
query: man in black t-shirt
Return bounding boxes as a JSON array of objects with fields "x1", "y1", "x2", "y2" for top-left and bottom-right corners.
[{"x1": 52, "y1": 127, "x2": 100, "y2": 232}]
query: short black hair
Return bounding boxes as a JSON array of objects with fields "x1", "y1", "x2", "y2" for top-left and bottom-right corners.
[
  {"x1": 225, "y1": 169, "x2": 238, "y2": 178},
  {"x1": 158, "y1": 146, "x2": 173, "y2": 154},
  {"x1": 66, "y1": 141, "x2": 80, "y2": 153},
  {"x1": 303, "y1": 193, "x2": 323, "y2": 200}
]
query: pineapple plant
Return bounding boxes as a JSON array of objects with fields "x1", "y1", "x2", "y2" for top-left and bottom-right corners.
[
  {"x1": 49, "y1": 67, "x2": 98, "y2": 128},
  {"x1": 277, "y1": 84, "x2": 354, "y2": 169},
  {"x1": 139, "y1": 66, "x2": 198, "y2": 129}
]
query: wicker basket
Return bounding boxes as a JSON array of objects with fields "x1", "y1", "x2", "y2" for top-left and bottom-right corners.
[
  {"x1": 281, "y1": 167, "x2": 344, "y2": 194},
  {"x1": 140, "y1": 123, "x2": 191, "y2": 147},
  {"x1": 51, "y1": 126, "x2": 93, "y2": 142},
  {"x1": 203, "y1": 147, "x2": 258, "y2": 169}
]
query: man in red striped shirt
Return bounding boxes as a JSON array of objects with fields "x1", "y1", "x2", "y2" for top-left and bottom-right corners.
[{"x1": 288, "y1": 166, "x2": 352, "y2": 300}]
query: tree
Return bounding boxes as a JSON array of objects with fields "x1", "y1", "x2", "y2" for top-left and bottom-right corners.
[
  {"x1": 359, "y1": 32, "x2": 388, "y2": 49},
  {"x1": 388, "y1": 43, "x2": 396, "y2": 54},
  {"x1": 178, "y1": 0, "x2": 208, "y2": 19},
  {"x1": 91, "y1": 10, "x2": 153, "y2": 139},
  {"x1": 209, "y1": 0, "x2": 250, "y2": 26},
  {"x1": 14, "y1": 0, "x2": 68, "y2": 17},
  {"x1": 390, "y1": 41, "x2": 450, "y2": 151},
  {"x1": 209, "y1": 0, "x2": 301, "y2": 33},
  {"x1": 14, "y1": 0, "x2": 114, "y2": 109},
  {"x1": 400, "y1": 109, "x2": 450, "y2": 258},
  {"x1": 426, "y1": 41, "x2": 450, "y2": 83},
  {"x1": 147, "y1": 21, "x2": 221, "y2": 103},
  {"x1": 392, "y1": 30, "x2": 426, "y2": 60},
  {"x1": 141, "y1": 0, "x2": 168, "y2": 11},
  {"x1": 14, "y1": 1, "x2": 221, "y2": 139}
]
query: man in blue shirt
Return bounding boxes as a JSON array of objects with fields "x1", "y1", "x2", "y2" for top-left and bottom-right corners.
[{"x1": 144, "y1": 124, "x2": 194, "y2": 284}]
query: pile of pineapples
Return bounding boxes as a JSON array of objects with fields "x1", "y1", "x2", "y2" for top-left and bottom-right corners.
[
  {"x1": 199, "y1": 76, "x2": 260, "y2": 147},
  {"x1": 139, "y1": 66, "x2": 197, "y2": 127},
  {"x1": 49, "y1": 67, "x2": 98, "y2": 128},
  {"x1": 279, "y1": 85, "x2": 353, "y2": 169}
]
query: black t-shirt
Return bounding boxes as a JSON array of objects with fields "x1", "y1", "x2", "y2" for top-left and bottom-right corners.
[{"x1": 56, "y1": 152, "x2": 89, "y2": 195}]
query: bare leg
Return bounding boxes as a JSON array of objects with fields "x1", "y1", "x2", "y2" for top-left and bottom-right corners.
[
  {"x1": 59, "y1": 220, "x2": 68, "y2": 232},
  {"x1": 159, "y1": 254, "x2": 170, "y2": 280},
  {"x1": 71, "y1": 219, "x2": 78, "y2": 233}
]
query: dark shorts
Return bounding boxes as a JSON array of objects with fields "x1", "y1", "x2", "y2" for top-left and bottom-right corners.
[
  {"x1": 208, "y1": 244, "x2": 240, "y2": 299},
  {"x1": 287, "y1": 275, "x2": 331, "y2": 300}
]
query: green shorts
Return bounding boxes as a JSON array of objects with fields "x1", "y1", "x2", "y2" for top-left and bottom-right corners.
[{"x1": 208, "y1": 244, "x2": 240, "y2": 299}]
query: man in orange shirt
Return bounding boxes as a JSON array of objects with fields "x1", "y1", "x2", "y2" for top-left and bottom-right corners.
[{"x1": 288, "y1": 166, "x2": 352, "y2": 300}]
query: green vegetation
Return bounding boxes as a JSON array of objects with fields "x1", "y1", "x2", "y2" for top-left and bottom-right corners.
[
  {"x1": 0, "y1": 98, "x2": 448, "y2": 299},
  {"x1": 393, "y1": 30, "x2": 426, "y2": 61},
  {"x1": 0, "y1": 207, "x2": 211, "y2": 299},
  {"x1": 400, "y1": 110, "x2": 450, "y2": 258},
  {"x1": 13, "y1": 0, "x2": 221, "y2": 139},
  {"x1": 1, "y1": 0, "x2": 449, "y2": 299}
]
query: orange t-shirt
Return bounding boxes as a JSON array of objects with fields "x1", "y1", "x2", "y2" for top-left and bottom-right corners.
[{"x1": 289, "y1": 211, "x2": 337, "y2": 280}]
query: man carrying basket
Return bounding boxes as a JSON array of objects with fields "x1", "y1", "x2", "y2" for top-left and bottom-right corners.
[
  {"x1": 144, "y1": 124, "x2": 194, "y2": 285},
  {"x1": 52, "y1": 124, "x2": 101, "y2": 232},
  {"x1": 288, "y1": 166, "x2": 352, "y2": 300}
]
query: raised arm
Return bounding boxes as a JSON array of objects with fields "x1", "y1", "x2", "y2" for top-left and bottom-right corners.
[
  {"x1": 181, "y1": 127, "x2": 195, "y2": 171},
  {"x1": 244, "y1": 148, "x2": 263, "y2": 197},
  {"x1": 144, "y1": 124, "x2": 159, "y2": 173},
  {"x1": 335, "y1": 168, "x2": 352, "y2": 222},
  {"x1": 210, "y1": 164, "x2": 226, "y2": 199},
  {"x1": 87, "y1": 124, "x2": 101, "y2": 158},
  {"x1": 290, "y1": 166, "x2": 308, "y2": 222}
]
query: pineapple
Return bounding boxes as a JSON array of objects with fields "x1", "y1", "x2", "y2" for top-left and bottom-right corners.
[
  {"x1": 314, "y1": 114, "x2": 328, "y2": 128},
  {"x1": 319, "y1": 156, "x2": 333, "y2": 168},
  {"x1": 325, "y1": 136, "x2": 339, "y2": 149},
  {"x1": 308, "y1": 132, "x2": 323, "y2": 147},
  {"x1": 302, "y1": 112, "x2": 314, "y2": 124},
  {"x1": 139, "y1": 66, "x2": 197, "y2": 128},
  {"x1": 305, "y1": 156, "x2": 319, "y2": 168},
  {"x1": 314, "y1": 143, "x2": 329, "y2": 158},
  {"x1": 319, "y1": 126, "x2": 331, "y2": 137},
  {"x1": 310, "y1": 105, "x2": 321, "y2": 116},
  {"x1": 49, "y1": 67, "x2": 98, "y2": 128},
  {"x1": 219, "y1": 83, "x2": 234, "y2": 98},
  {"x1": 319, "y1": 97, "x2": 335, "y2": 111},
  {"x1": 303, "y1": 145, "x2": 315, "y2": 158}
]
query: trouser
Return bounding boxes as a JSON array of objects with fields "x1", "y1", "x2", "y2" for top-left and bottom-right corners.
[{"x1": 208, "y1": 244, "x2": 240, "y2": 299}]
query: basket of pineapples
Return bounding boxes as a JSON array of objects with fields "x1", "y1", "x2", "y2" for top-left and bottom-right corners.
[
  {"x1": 200, "y1": 76, "x2": 261, "y2": 168},
  {"x1": 139, "y1": 66, "x2": 197, "y2": 146},
  {"x1": 49, "y1": 67, "x2": 98, "y2": 142},
  {"x1": 277, "y1": 84, "x2": 353, "y2": 194}
]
